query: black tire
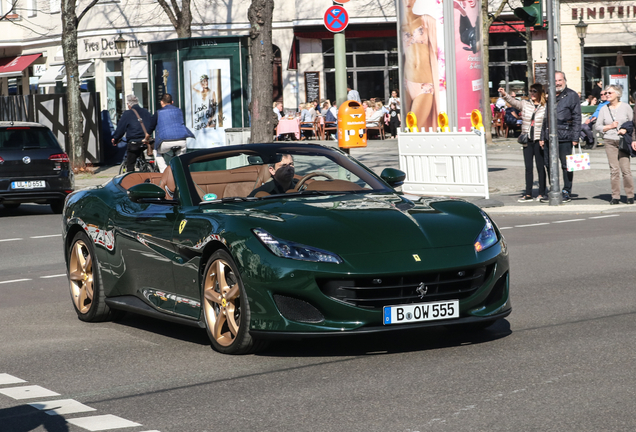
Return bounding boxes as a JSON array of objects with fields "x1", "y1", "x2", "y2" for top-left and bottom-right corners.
[
  {"x1": 201, "y1": 250, "x2": 266, "y2": 354},
  {"x1": 50, "y1": 200, "x2": 64, "y2": 214},
  {"x1": 68, "y1": 231, "x2": 116, "y2": 322},
  {"x1": 2, "y1": 202, "x2": 20, "y2": 210}
]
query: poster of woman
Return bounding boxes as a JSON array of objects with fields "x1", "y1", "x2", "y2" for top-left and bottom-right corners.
[
  {"x1": 453, "y1": 0, "x2": 483, "y2": 129},
  {"x1": 184, "y1": 59, "x2": 232, "y2": 148},
  {"x1": 399, "y1": 0, "x2": 446, "y2": 132}
]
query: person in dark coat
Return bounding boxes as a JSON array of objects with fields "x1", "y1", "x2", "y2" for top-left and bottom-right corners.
[
  {"x1": 540, "y1": 71, "x2": 581, "y2": 203},
  {"x1": 148, "y1": 93, "x2": 194, "y2": 172},
  {"x1": 112, "y1": 94, "x2": 153, "y2": 172}
]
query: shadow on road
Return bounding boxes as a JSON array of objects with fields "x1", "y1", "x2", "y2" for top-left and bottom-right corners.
[
  {"x1": 260, "y1": 319, "x2": 512, "y2": 357},
  {"x1": 0, "y1": 204, "x2": 54, "y2": 217},
  {"x1": 0, "y1": 405, "x2": 68, "y2": 432}
]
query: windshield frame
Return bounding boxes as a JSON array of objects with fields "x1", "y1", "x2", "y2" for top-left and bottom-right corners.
[{"x1": 180, "y1": 143, "x2": 393, "y2": 204}]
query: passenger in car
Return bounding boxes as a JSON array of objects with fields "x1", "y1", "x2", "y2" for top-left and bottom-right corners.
[{"x1": 248, "y1": 154, "x2": 298, "y2": 196}]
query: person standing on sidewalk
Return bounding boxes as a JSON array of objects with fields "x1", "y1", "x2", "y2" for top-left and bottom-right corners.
[
  {"x1": 594, "y1": 85, "x2": 634, "y2": 204},
  {"x1": 112, "y1": 95, "x2": 153, "y2": 173},
  {"x1": 499, "y1": 84, "x2": 547, "y2": 202},
  {"x1": 540, "y1": 71, "x2": 581, "y2": 203},
  {"x1": 149, "y1": 93, "x2": 194, "y2": 173}
]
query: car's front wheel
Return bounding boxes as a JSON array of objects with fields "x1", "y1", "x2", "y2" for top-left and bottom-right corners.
[
  {"x1": 68, "y1": 232, "x2": 115, "y2": 322},
  {"x1": 202, "y1": 250, "x2": 265, "y2": 354}
]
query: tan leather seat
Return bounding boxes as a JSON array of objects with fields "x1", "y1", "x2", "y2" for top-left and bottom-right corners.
[
  {"x1": 253, "y1": 164, "x2": 271, "y2": 190},
  {"x1": 120, "y1": 172, "x2": 163, "y2": 190},
  {"x1": 159, "y1": 166, "x2": 176, "y2": 200}
]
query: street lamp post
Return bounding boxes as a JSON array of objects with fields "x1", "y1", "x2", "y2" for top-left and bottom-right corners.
[
  {"x1": 575, "y1": 18, "x2": 588, "y2": 101},
  {"x1": 115, "y1": 34, "x2": 127, "y2": 116}
]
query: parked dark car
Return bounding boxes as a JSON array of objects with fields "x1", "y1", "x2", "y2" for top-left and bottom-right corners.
[{"x1": 0, "y1": 122, "x2": 74, "y2": 213}]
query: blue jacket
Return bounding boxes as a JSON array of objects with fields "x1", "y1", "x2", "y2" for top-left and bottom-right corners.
[
  {"x1": 149, "y1": 104, "x2": 195, "y2": 149},
  {"x1": 112, "y1": 104, "x2": 153, "y2": 142},
  {"x1": 592, "y1": 101, "x2": 609, "y2": 119}
]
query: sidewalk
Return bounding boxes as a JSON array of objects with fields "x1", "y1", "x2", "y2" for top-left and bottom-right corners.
[{"x1": 75, "y1": 136, "x2": 636, "y2": 214}]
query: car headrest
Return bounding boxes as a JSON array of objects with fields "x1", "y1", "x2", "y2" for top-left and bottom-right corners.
[{"x1": 253, "y1": 164, "x2": 271, "y2": 189}]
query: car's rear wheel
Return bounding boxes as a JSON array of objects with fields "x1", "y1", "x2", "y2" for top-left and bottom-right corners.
[
  {"x1": 68, "y1": 232, "x2": 115, "y2": 322},
  {"x1": 2, "y1": 202, "x2": 20, "y2": 210},
  {"x1": 202, "y1": 250, "x2": 266, "y2": 354}
]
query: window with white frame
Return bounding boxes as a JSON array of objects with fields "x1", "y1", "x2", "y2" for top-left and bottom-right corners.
[{"x1": 28, "y1": 0, "x2": 37, "y2": 17}]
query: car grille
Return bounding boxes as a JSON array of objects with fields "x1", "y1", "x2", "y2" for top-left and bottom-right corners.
[{"x1": 317, "y1": 265, "x2": 495, "y2": 309}]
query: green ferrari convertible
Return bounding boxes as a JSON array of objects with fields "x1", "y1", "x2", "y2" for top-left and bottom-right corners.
[{"x1": 63, "y1": 143, "x2": 510, "y2": 354}]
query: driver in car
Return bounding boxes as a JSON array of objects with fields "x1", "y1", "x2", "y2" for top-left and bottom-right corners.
[{"x1": 249, "y1": 154, "x2": 298, "y2": 196}]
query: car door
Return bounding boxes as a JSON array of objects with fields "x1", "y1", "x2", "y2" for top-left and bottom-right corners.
[{"x1": 108, "y1": 198, "x2": 180, "y2": 314}]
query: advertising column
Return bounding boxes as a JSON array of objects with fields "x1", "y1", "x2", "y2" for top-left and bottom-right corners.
[
  {"x1": 453, "y1": 0, "x2": 483, "y2": 129},
  {"x1": 397, "y1": 0, "x2": 483, "y2": 131}
]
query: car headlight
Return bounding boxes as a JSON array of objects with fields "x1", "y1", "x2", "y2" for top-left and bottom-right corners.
[
  {"x1": 474, "y1": 211, "x2": 498, "y2": 252},
  {"x1": 253, "y1": 228, "x2": 342, "y2": 264}
]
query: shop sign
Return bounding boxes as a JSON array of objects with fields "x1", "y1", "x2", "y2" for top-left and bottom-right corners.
[
  {"x1": 572, "y1": 5, "x2": 636, "y2": 20},
  {"x1": 82, "y1": 37, "x2": 144, "y2": 58}
]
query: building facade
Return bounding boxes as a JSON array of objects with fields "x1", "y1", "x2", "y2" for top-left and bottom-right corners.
[{"x1": 0, "y1": 0, "x2": 397, "y2": 122}]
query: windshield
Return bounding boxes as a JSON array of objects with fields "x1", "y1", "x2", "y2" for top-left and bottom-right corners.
[
  {"x1": 184, "y1": 145, "x2": 391, "y2": 203},
  {"x1": 0, "y1": 127, "x2": 62, "y2": 150}
]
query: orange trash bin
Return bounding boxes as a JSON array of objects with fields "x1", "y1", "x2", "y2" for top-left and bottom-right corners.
[{"x1": 337, "y1": 100, "x2": 367, "y2": 149}]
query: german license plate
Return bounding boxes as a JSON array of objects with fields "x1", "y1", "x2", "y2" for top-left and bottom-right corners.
[
  {"x1": 11, "y1": 180, "x2": 46, "y2": 189},
  {"x1": 383, "y1": 300, "x2": 459, "y2": 325}
]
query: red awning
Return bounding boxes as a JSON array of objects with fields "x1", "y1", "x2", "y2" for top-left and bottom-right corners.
[{"x1": 0, "y1": 54, "x2": 42, "y2": 77}]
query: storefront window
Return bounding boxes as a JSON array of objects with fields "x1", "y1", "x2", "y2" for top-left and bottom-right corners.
[
  {"x1": 8, "y1": 77, "x2": 22, "y2": 95},
  {"x1": 105, "y1": 60, "x2": 123, "y2": 124},
  {"x1": 323, "y1": 37, "x2": 398, "y2": 103},
  {"x1": 488, "y1": 33, "x2": 528, "y2": 97}
]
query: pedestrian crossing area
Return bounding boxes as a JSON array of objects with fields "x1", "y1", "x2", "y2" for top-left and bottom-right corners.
[{"x1": 0, "y1": 373, "x2": 160, "y2": 431}]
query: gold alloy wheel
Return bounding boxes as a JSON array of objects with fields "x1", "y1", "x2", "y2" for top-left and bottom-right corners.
[
  {"x1": 203, "y1": 258, "x2": 241, "y2": 347},
  {"x1": 69, "y1": 240, "x2": 94, "y2": 314}
]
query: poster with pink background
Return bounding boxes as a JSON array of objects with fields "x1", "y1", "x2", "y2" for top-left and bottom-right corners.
[{"x1": 453, "y1": 0, "x2": 483, "y2": 129}]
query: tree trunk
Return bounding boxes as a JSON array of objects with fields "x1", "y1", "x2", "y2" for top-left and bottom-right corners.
[
  {"x1": 248, "y1": 0, "x2": 275, "y2": 143},
  {"x1": 61, "y1": 0, "x2": 85, "y2": 170}
]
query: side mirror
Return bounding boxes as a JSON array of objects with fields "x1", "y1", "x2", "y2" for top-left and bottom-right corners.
[
  {"x1": 380, "y1": 168, "x2": 406, "y2": 187},
  {"x1": 128, "y1": 183, "x2": 166, "y2": 202}
]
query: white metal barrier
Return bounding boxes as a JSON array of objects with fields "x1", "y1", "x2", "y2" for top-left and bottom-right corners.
[{"x1": 397, "y1": 128, "x2": 489, "y2": 199}]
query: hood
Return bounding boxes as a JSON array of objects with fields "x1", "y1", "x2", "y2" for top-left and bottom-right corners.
[{"x1": 219, "y1": 194, "x2": 488, "y2": 256}]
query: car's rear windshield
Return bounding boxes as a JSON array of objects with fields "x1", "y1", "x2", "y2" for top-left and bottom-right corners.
[{"x1": 0, "y1": 127, "x2": 61, "y2": 150}]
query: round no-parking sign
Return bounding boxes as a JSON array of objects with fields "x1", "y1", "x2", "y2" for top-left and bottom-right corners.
[{"x1": 324, "y1": 5, "x2": 349, "y2": 33}]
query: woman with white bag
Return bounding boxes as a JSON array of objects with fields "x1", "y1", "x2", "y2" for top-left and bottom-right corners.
[
  {"x1": 498, "y1": 84, "x2": 547, "y2": 202},
  {"x1": 594, "y1": 85, "x2": 634, "y2": 204}
]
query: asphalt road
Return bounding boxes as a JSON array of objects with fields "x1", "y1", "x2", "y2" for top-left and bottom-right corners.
[{"x1": 1, "y1": 207, "x2": 636, "y2": 431}]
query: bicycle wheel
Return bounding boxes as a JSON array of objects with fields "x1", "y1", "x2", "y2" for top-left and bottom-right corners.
[{"x1": 119, "y1": 162, "x2": 126, "y2": 175}]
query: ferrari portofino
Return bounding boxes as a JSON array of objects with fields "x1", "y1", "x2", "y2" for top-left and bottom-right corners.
[{"x1": 63, "y1": 143, "x2": 510, "y2": 354}]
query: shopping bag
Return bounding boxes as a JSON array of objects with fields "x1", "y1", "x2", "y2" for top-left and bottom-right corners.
[{"x1": 566, "y1": 144, "x2": 590, "y2": 172}]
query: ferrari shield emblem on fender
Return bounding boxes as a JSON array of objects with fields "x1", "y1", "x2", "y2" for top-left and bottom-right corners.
[
  {"x1": 179, "y1": 220, "x2": 187, "y2": 234},
  {"x1": 413, "y1": 254, "x2": 421, "y2": 262}
]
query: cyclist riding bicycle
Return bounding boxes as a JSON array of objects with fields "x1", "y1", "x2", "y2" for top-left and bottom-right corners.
[{"x1": 112, "y1": 94, "x2": 153, "y2": 173}]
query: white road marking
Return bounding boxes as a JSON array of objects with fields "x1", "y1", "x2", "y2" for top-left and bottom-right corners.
[
  {"x1": 552, "y1": 218, "x2": 586, "y2": 223},
  {"x1": 499, "y1": 227, "x2": 513, "y2": 230},
  {"x1": 589, "y1": 214, "x2": 620, "y2": 219},
  {"x1": 29, "y1": 399, "x2": 96, "y2": 415},
  {"x1": 30, "y1": 234, "x2": 62, "y2": 239},
  {"x1": 514, "y1": 223, "x2": 550, "y2": 228},
  {"x1": 0, "y1": 238, "x2": 22, "y2": 242},
  {"x1": 0, "y1": 279, "x2": 32, "y2": 285},
  {"x1": 0, "y1": 373, "x2": 26, "y2": 385},
  {"x1": 40, "y1": 274, "x2": 67, "y2": 279},
  {"x1": 0, "y1": 385, "x2": 60, "y2": 400},
  {"x1": 67, "y1": 414, "x2": 142, "y2": 431}
]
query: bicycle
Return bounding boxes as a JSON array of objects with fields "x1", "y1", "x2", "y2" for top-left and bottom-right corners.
[{"x1": 118, "y1": 142, "x2": 159, "y2": 174}]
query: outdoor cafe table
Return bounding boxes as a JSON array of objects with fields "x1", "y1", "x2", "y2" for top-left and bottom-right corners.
[{"x1": 277, "y1": 118, "x2": 300, "y2": 140}]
